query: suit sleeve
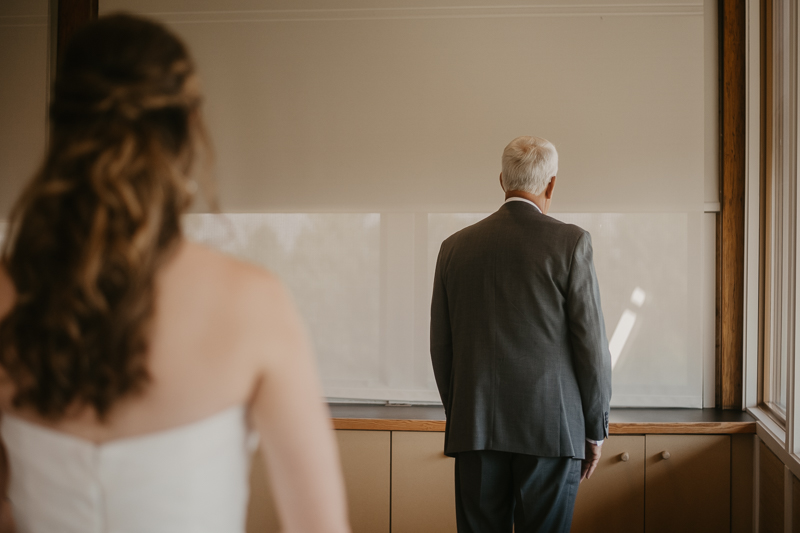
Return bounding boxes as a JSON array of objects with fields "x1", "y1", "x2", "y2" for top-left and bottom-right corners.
[
  {"x1": 566, "y1": 231, "x2": 612, "y2": 441},
  {"x1": 430, "y1": 244, "x2": 453, "y2": 416}
]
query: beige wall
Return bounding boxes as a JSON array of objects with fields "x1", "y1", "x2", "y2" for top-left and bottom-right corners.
[
  {"x1": 102, "y1": 0, "x2": 708, "y2": 214},
  {"x1": 0, "y1": 1, "x2": 717, "y2": 215}
]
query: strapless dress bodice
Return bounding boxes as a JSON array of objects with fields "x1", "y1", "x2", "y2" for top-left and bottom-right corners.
[{"x1": 1, "y1": 405, "x2": 255, "y2": 533}]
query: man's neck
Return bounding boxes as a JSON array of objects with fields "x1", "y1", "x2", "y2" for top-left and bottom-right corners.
[{"x1": 504, "y1": 190, "x2": 548, "y2": 214}]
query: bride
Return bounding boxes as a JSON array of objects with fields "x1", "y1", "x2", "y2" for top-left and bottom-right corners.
[{"x1": 0, "y1": 13, "x2": 350, "y2": 533}]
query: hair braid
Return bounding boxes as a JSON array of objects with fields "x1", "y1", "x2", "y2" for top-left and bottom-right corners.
[{"x1": 0, "y1": 14, "x2": 211, "y2": 420}]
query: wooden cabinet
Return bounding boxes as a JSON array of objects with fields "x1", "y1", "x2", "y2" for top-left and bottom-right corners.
[
  {"x1": 338, "y1": 430, "x2": 391, "y2": 533},
  {"x1": 731, "y1": 435, "x2": 755, "y2": 533},
  {"x1": 644, "y1": 435, "x2": 730, "y2": 533},
  {"x1": 572, "y1": 435, "x2": 645, "y2": 533},
  {"x1": 759, "y1": 440, "x2": 784, "y2": 533},
  {"x1": 573, "y1": 435, "x2": 731, "y2": 533},
  {"x1": 246, "y1": 430, "x2": 736, "y2": 533},
  {"x1": 385, "y1": 433, "x2": 730, "y2": 533},
  {"x1": 246, "y1": 447, "x2": 279, "y2": 533},
  {"x1": 391, "y1": 431, "x2": 457, "y2": 533},
  {"x1": 246, "y1": 430, "x2": 391, "y2": 533}
]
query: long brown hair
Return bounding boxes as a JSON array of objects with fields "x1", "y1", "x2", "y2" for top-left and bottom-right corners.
[{"x1": 0, "y1": 14, "x2": 209, "y2": 420}]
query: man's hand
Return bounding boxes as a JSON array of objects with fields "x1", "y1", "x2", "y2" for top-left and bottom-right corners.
[{"x1": 580, "y1": 441, "x2": 602, "y2": 482}]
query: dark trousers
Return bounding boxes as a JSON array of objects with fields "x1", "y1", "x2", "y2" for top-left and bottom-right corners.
[{"x1": 454, "y1": 450, "x2": 581, "y2": 533}]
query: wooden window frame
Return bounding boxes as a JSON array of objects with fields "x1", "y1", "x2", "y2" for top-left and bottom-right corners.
[
  {"x1": 718, "y1": 0, "x2": 748, "y2": 411},
  {"x1": 55, "y1": 0, "x2": 97, "y2": 66}
]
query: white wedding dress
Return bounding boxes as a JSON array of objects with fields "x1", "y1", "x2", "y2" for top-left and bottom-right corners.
[{"x1": 0, "y1": 405, "x2": 256, "y2": 533}]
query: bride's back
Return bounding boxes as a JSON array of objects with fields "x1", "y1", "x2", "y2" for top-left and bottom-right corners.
[
  {"x1": 0, "y1": 241, "x2": 284, "y2": 440},
  {"x1": 0, "y1": 14, "x2": 350, "y2": 533}
]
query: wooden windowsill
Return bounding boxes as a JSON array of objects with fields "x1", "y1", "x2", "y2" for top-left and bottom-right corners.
[{"x1": 330, "y1": 405, "x2": 757, "y2": 434}]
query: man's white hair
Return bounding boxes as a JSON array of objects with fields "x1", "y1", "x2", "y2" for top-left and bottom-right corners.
[{"x1": 501, "y1": 136, "x2": 558, "y2": 195}]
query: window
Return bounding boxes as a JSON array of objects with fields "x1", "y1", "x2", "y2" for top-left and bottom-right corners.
[{"x1": 759, "y1": 0, "x2": 796, "y2": 425}]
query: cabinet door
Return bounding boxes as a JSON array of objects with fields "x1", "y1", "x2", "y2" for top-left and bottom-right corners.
[
  {"x1": 246, "y1": 447, "x2": 280, "y2": 533},
  {"x1": 391, "y1": 431, "x2": 457, "y2": 533},
  {"x1": 645, "y1": 435, "x2": 730, "y2": 533},
  {"x1": 571, "y1": 435, "x2": 645, "y2": 533},
  {"x1": 246, "y1": 429, "x2": 391, "y2": 533},
  {"x1": 337, "y1": 430, "x2": 391, "y2": 533}
]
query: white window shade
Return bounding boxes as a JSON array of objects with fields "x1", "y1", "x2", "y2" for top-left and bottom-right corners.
[{"x1": 185, "y1": 212, "x2": 704, "y2": 408}]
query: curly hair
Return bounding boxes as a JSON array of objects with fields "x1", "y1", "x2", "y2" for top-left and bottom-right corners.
[{"x1": 0, "y1": 14, "x2": 211, "y2": 420}]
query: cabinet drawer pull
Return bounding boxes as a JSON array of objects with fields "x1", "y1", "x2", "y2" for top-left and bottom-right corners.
[
  {"x1": 661, "y1": 451, "x2": 670, "y2": 460},
  {"x1": 620, "y1": 452, "x2": 630, "y2": 462}
]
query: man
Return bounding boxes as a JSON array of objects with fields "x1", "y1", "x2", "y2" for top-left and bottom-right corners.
[{"x1": 430, "y1": 135, "x2": 612, "y2": 533}]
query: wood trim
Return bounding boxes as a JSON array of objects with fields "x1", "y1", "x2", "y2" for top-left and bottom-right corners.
[
  {"x1": 56, "y1": 0, "x2": 98, "y2": 66},
  {"x1": 332, "y1": 418, "x2": 757, "y2": 434},
  {"x1": 609, "y1": 421, "x2": 756, "y2": 435},
  {"x1": 333, "y1": 418, "x2": 447, "y2": 432},
  {"x1": 717, "y1": 0, "x2": 748, "y2": 409}
]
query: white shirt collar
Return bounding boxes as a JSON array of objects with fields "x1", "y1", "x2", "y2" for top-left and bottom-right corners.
[{"x1": 504, "y1": 196, "x2": 543, "y2": 214}]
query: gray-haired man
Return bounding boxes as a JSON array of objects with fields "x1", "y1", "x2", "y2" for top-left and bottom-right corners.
[{"x1": 430, "y1": 136, "x2": 612, "y2": 533}]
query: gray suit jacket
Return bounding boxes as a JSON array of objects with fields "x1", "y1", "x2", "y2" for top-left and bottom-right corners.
[{"x1": 430, "y1": 201, "x2": 612, "y2": 459}]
